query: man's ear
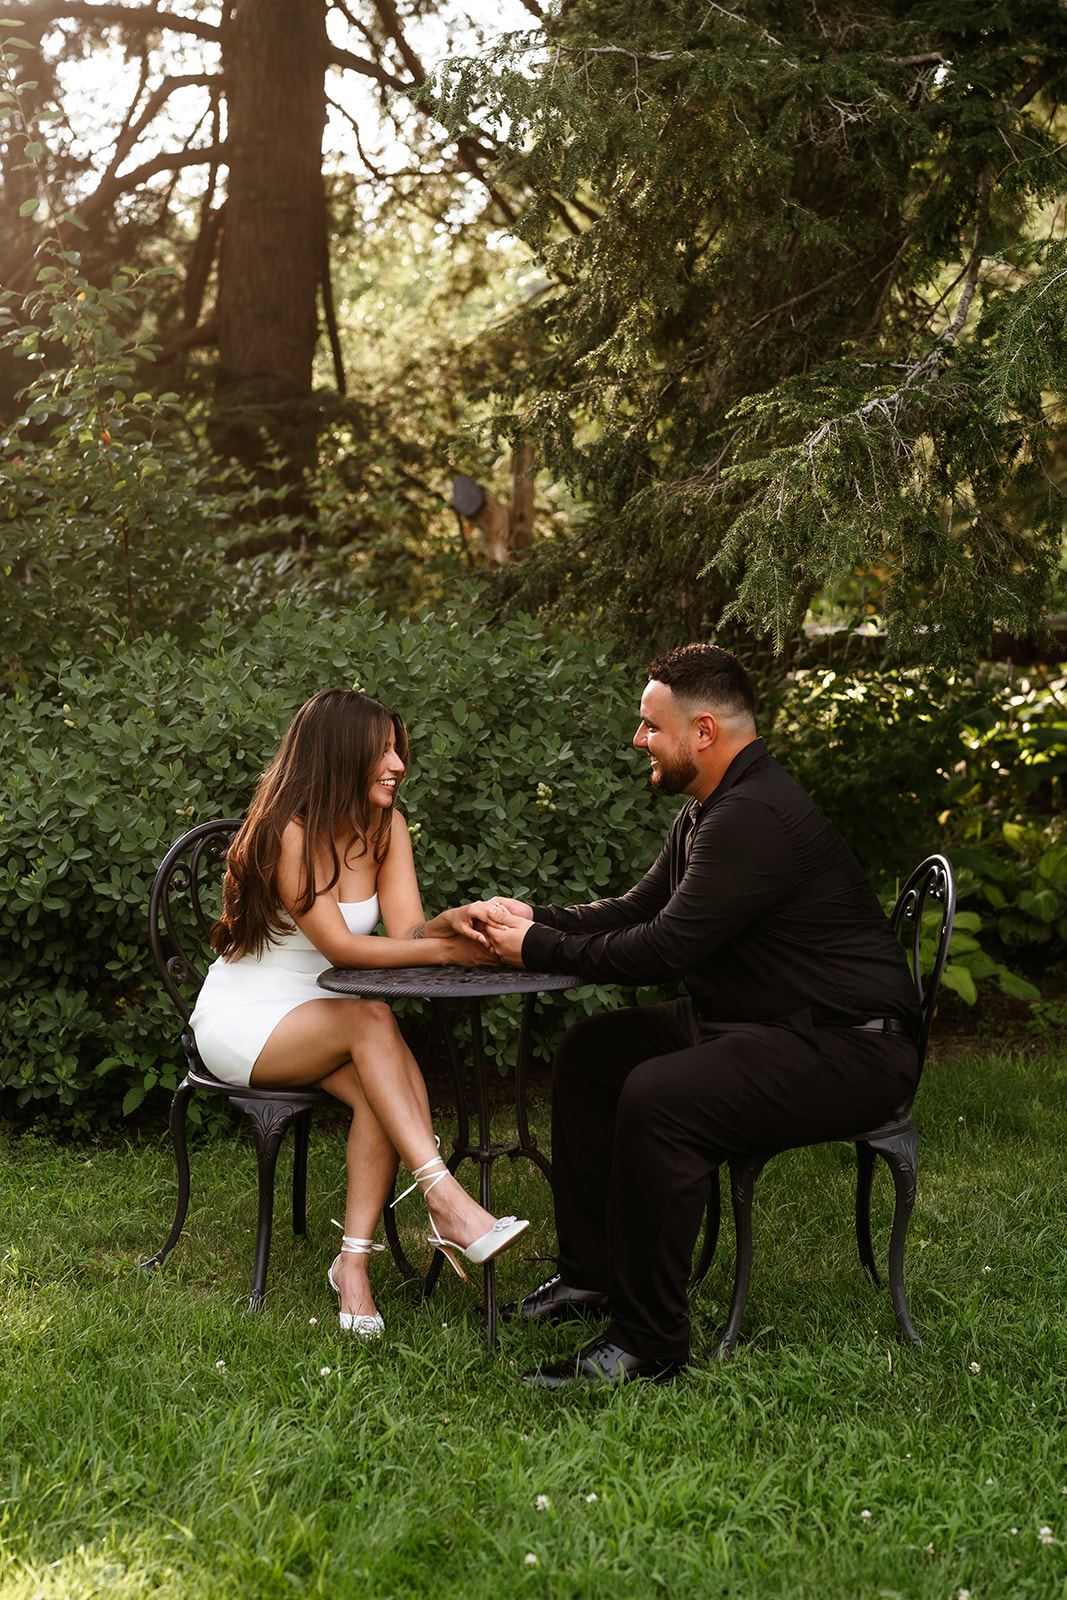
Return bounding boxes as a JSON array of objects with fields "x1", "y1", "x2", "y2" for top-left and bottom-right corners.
[{"x1": 693, "y1": 712, "x2": 717, "y2": 748}]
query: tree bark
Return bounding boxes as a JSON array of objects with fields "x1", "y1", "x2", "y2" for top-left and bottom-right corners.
[{"x1": 212, "y1": 0, "x2": 328, "y2": 476}]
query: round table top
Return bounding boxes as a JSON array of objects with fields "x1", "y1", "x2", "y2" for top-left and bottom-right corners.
[{"x1": 317, "y1": 965, "x2": 580, "y2": 1000}]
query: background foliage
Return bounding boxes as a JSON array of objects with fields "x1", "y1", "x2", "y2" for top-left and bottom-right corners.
[{"x1": 435, "y1": 0, "x2": 1067, "y2": 656}]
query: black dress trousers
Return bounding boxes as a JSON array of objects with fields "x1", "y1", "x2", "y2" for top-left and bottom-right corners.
[{"x1": 550, "y1": 998, "x2": 919, "y2": 1364}]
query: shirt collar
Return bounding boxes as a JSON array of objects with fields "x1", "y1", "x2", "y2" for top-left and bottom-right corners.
[{"x1": 694, "y1": 737, "x2": 767, "y2": 817}]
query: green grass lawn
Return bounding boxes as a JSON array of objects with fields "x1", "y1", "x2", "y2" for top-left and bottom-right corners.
[{"x1": 3, "y1": 1040, "x2": 1067, "y2": 1599}]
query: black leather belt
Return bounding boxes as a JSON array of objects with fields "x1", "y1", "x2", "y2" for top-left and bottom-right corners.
[{"x1": 852, "y1": 1017, "x2": 909, "y2": 1035}]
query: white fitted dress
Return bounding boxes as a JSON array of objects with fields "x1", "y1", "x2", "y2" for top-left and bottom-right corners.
[{"x1": 189, "y1": 896, "x2": 380, "y2": 1086}]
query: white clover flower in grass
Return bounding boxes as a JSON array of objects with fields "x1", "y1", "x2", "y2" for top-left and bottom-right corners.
[
  {"x1": 524, "y1": 1554, "x2": 538, "y2": 1567},
  {"x1": 309, "y1": 1317, "x2": 317, "y2": 1326},
  {"x1": 969, "y1": 1362, "x2": 981, "y2": 1374},
  {"x1": 215, "y1": 1360, "x2": 226, "y2": 1371},
  {"x1": 958, "y1": 1589, "x2": 971, "y2": 1600},
  {"x1": 585, "y1": 1493, "x2": 598, "y2": 1503},
  {"x1": 535, "y1": 1496, "x2": 551, "y2": 1512},
  {"x1": 1040, "y1": 1527, "x2": 1054, "y2": 1545},
  {"x1": 860, "y1": 1509, "x2": 871, "y2": 1522},
  {"x1": 320, "y1": 1366, "x2": 332, "y2": 1376},
  {"x1": 1011, "y1": 1527, "x2": 1018, "y2": 1535}
]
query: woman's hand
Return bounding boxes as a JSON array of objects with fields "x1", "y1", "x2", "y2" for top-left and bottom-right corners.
[
  {"x1": 417, "y1": 905, "x2": 489, "y2": 947},
  {"x1": 433, "y1": 931, "x2": 502, "y2": 968}
]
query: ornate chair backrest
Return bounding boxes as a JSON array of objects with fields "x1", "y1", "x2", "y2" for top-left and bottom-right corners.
[
  {"x1": 889, "y1": 853, "x2": 957, "y2": 1072},
  {"x1": 148, "y1": 819, "x2": 242, "y2": 1025}
]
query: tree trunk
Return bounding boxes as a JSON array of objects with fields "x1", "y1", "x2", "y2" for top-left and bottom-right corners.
[{"x1": 212, "y1": 0, "x2": 327, "y2": 480}]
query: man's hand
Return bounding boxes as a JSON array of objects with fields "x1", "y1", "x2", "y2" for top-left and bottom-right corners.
[{"x1": 482, "y1": 901, "x2": 531, "y2": 968}]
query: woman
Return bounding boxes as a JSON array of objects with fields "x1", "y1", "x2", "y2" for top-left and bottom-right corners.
[{"x1": 189, "y1": 687, "x2": 528, "y2": 1336}]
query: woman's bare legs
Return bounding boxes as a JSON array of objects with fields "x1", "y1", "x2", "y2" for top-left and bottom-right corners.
[{"x1": 250, "y1": 997, "x2": 505, "y2": 1319}]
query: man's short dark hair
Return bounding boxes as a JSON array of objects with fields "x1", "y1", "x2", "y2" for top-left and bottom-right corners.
[{"x1": 647, "y1": 643, "x2": 756, "y2": 720}]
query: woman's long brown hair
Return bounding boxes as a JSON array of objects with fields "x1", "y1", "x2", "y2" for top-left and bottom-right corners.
[{"x1": 211, "y1": 688, "x2": 409, "y2": 960}]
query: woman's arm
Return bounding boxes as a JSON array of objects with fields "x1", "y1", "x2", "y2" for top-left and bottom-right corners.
[
  {"x1": 277, "y1": 816, "x2": 494, "y2": 969},
  {"x1": 377, "y1": 817, "x2": 497, "y2": 951},
  {"x1": 373, "y1": 811, "x2": 427, "y2": 938}
]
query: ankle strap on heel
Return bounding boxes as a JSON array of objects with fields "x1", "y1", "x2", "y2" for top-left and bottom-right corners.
[
  {"x1": 331, "y1": 1220, "x2": 386, "y2": 1255},
  {"x1": 390, "y1": 1138, "x2": 450, "y2": 1208}
]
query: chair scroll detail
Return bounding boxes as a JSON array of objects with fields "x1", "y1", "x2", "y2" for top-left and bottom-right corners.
[
  {"x1": 691, "y1": 853, "x2": 956, "y2": 1358},
  {"x1": 143, "y1": 819, "x2": 406, "y2": 1311}
]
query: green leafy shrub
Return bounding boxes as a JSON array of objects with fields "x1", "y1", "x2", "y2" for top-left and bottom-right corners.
[
  {"x1": 774, "y1": 662, "x2": 1066, "y2": 1003},
  {"x1": 768, "y1": 666, "x2": 992, "y2": 879},
  {"x1": 0, "y1": 600, "x2": 669, "y2": 1127}
]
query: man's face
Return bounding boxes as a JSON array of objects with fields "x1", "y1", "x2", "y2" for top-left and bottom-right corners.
[{"x1": 633, "y1": 680, "x2": 699, "y2": 796}]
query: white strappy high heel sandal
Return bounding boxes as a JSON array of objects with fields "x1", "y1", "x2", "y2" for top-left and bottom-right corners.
[
  {"x1": 397, "y1": 1154, "x2": 529, "y2": 1284},
  {"x1": 328, "y1": 1223, "x2": 386, "y2": 1337}
]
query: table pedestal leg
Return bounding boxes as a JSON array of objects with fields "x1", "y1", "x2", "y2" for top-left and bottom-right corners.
[{"x1": 427, "y1": 993, "x2": 553, "y2": 1347}]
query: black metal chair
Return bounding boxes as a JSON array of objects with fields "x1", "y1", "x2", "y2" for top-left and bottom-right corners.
[
  {"x1": 143, "y1": 819, "x2": 350, "y2": 1310},
  {"x1": 691, "y1": 853, "x2": 956, "y2": 1357}
]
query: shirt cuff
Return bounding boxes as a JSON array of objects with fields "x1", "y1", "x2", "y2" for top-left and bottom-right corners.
[{"x1": 521, "y1": 921, "x2": 566, "y2": 972}]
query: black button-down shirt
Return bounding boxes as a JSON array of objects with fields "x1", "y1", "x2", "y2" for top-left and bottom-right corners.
[{"x1": 521, "y1": 739, "x2": 919, "y2": 1028}]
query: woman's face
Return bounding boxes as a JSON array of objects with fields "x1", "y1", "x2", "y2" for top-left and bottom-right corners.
[{"x1": 368, "y1": 730, "x2": 405, "y2": 809}]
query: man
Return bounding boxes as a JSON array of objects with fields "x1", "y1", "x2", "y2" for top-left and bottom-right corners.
[{"x1": 468, "y1": 644, "x2": 920, "y2": 1387}]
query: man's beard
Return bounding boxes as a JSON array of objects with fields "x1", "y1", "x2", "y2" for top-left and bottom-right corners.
[{"x1": 651, "y1": 751, "x2": 697, "y2": 796}]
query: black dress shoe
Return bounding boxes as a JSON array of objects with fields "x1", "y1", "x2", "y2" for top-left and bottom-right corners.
[
  {"x1": 523, "y1": 1333, "x2": 683, "y2": 1388},
  {"x1": 500, "y1": 1274, "x2": 610, "y2": 1324}
]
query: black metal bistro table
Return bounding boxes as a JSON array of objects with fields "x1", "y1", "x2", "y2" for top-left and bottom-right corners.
[{"x1": 316, "y1": 964, "x2": 579, "y2": 1345}]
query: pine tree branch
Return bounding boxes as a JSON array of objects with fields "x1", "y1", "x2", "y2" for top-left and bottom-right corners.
[
  {"x1": 77, "y1": 142, "x2": 225, "y2": 227},
  {"x1": 319, "y1": 219, "x2": 346, "y2": 397},
  {"x1": 748, "y1": 253, "x2": 883, "y2": 331},
  {"x1": 371, "y1": 0, "x2": 426, "y2": 87},
  {"x1": 104, "y1": 73, "x2": 217, "y2": 188},
  {"x1": 325, "y1": 43, "x2": 408, "y2": 93},
  {"x1": 941, "y1": 166, "x2": 992, "y2": 344},
  {"x1": 697, "y1": 2, "x2": 781, "y2": 46},
  {"x1": 455, "y1": 134, "x2": 519, "y2": 225},
  {"x1": 18, "y1": 1, "x2": 220, "y2": 43}
]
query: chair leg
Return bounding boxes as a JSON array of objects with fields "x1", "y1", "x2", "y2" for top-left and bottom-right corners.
[
  {"x1": 142, "y1": 1080, "x2": 194, "y2": 1271},
  {"x1": 231, "y1": 1096, "x2": 294, "y2": 1312},
  {"x1": 689, "y1": 1167, "x2": 722, "y2": 1287},
  {"x1": 712, "y1": 1156, "x2": 767, "y2": 1360},
  {"x1": 291, "y1": 1108, "x2": 312, "y2": 1236},
  {"x1": 874, "y1": 1129, "x2": 921, "y2": 1349},
  {"x1": 854, "y1": 1141, "x2": 880, "y2": 1285}
]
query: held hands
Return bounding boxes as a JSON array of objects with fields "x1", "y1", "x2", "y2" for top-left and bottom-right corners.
[
  {"x1": 416, "y1": 904, "x2": 504, "y2": 968},
  {"x1": 475, "y1": 898, "x2": 532, "y2": 969},
  {"x1": 432, "y1": 897, "x2": 532, "y2": 969}
]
